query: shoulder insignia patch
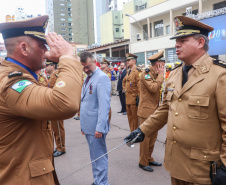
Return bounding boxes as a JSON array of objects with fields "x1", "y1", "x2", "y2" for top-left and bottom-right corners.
[
  {"x1": 145, "y1": 68, "x2": 150, "y2": 73},
  {"x1": 213, "y1": 59, "x2": 226, "y2": 68},
  {"x1": 145, "y1": 74, "x2": 151, "y2": 79},
  {"x1": 172, "y1": 63, "x2": 183, "y2": 71},
  {"x1": 56, "y1": 81, "x2": 66, "y2": 88},
  {"x1": 8, "y1": 71, "x2": 23, "y2": 78},
  {"x1": 11, "y1": 80, "x2": 32, "y2": 93}
]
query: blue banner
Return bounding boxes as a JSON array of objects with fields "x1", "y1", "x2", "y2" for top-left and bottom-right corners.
[{"x1": 201, "y1": 14, "x2": 226, "y2": 56}]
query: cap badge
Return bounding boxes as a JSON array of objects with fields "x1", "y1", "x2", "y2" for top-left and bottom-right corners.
[{"x1": 175, "y1": 18, "x2": 184, "y2": 31}]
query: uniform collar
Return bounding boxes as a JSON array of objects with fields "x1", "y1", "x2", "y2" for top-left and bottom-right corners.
[{"x1": 6, "y1": 57, "x2": 38, "y2": 81}]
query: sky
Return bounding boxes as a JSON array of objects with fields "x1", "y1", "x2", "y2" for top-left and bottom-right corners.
[{"x1": 0, "y1": 0, "x2": 46, "y2": 42}]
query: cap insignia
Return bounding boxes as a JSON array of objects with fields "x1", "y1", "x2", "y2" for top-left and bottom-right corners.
[{"x1": 175, "y1": 18, "x2": 184, "y2": 31}]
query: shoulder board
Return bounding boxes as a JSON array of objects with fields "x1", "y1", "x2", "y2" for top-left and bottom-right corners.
[
  {"x1": 172, "y1": 63, "x2": 182, "y2": 71},
  {"x1": 213, "y1": 59, "x2": 226, "y2": 68},
  {"x1": 145, "y1": 68, "x2": 150, "y2": 73},
  {"x1": 136, "y1": 67, "x2": 142, "y2": 71},
  {"x1": 8, "y1": 71, "x2": 23, "y2": 78}
]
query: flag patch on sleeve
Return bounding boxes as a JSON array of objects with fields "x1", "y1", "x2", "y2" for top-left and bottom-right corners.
[{"x1": 11, "y1": 80, "x2": 33, "y2": 93}]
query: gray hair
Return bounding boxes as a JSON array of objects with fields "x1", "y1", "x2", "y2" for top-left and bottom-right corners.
[{"x1": 193, "y1": 34, "x2": 209, "y2": 51}]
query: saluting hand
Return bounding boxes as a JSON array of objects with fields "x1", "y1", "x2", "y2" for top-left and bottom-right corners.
[
  {"x1": 156, "y1": 63, "x2": 165, "y2": 76},
  {"x1": 44, "y1": 32, "x2": 74, "y2": 62},
  {"x1": 95, "y1": 131, "x2": 103, "y2": 138}
]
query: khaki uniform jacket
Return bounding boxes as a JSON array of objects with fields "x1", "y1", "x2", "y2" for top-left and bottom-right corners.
[
  {"x1": 140, "y1": 54, "x2": 226, "y2": 184},
  {"x1": 122, "y1": 66, "x2": 142, "y2": 105},
  {"x1": 137, "y1": 67, "x2": 164, "y2": 119},
  {"x1": 38, "y1": 72, "x2": 48, "y2": 86},
  {"x1": 47, "y1": 70, "x2": 59, "y2": 88},
  {"x1": 0, "y1": 55, "x2": 83, "y2": 185}
]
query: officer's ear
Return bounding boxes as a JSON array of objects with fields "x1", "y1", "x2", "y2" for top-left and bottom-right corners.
[
  {"x1": 197, "y1": 37, "x2": 205, "y2": 50},
  {"x1": 19, "y1": 42, "x2": 29, "y2": 56}
]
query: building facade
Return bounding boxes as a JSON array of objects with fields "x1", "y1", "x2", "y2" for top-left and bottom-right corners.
[
  {"x1": 128, "y1": 0, "x2": 226, "y2": 66},
  {"x1": 47, "y1": 0, "x2": 94, "y2": 45}
]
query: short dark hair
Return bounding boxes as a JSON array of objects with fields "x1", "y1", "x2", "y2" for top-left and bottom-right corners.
[
  {"x1": 151, "y1": 61, "x2": 157, "y2": 66},
  {"x1": 80, "y1": 52, "x2": 93, "y2": 63}
]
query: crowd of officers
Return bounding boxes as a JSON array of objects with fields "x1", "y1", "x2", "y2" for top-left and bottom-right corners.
[{"x1": 1, "y1": 12, "x2": 226, "y2": 185}]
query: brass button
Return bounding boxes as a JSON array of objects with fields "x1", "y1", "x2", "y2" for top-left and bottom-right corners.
[
  {"x1": 43, "y1": 168, "x2": 46, "y2": 171},
  {"x1": 197, "y1": 100, "x2": 200, "y2": 104},
  {"x1": 175, "y1": 112, "x2": 179, "y2": 116},
  {"x1": 173, "y1": 141, "x2": 177, "y2": 144},
  {"x1": 204, "y1": 156, "x2": 207, "y2": 159},
  {"x1": 173, "y1": 126, "x2": 176, "y2": 130},
  {"x1": 178, "y1": 99, "x2": 182, "y2": 102}
]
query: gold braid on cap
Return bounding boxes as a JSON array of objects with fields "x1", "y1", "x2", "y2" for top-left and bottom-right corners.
[
  {"x1": 175, "y1": 29, "x2": 200, "y2": 36},
  {"x1": 24, "y1": 31, "x2": 45, "y2": 39}
]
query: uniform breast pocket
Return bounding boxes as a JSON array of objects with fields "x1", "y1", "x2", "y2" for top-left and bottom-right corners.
[
  {"x1": 188, "y1": 96, "x2": 209, "y2": 119},
  {"x1": 165, "y1": 91, "x2": 173, "y2": 105},
  {"x1": 29, "y1": 158, "x2": 55, "y2": 185}
]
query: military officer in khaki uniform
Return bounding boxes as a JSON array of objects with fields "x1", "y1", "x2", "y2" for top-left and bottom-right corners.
[
  {"x1": 123, "y1": 53, "x2": 142, "y2": 132},
  {"x1": 0, "y1": 16, "x2": 83, "y2": 185},
  {"x1": 46, "y1": 61, "x2": 66, "y2": 157},
  {"x1": 100, "y1": 58, "x2": 112, "y2": 122},
  {"x1": 37, "y1": 69, "x2": 48, "y2": 86},
  {"x1": 137, "y1": 51, "x2": 165, "y2": 172},
  {"x1": 125, "y1": 16, "x2": 226, "y2": 185},
  {"x1": 100, "y1": 58, "x2": 112, "y2": 79}
]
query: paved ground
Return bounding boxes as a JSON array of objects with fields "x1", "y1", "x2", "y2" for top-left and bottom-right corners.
[{"x1": 55, "y1": 96, "x2": 170, "y2": 185}]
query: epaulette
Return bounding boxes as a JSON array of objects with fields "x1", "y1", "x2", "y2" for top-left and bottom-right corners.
[
  {"x1": 213, "y1": 59, "x2": 226, "y2": 68},
  {"x1": 172, "y1": 63, "x2": 183, "y2": 71},
  {"x1": 8, "y1": 71, "x2": 23, "y2": 78},
  {"x1": 136, "y1": 67, "x2": 142, "y2": 71},
  {"x1": 145, "y1": 68, "x2": 150, "y2": 73}
]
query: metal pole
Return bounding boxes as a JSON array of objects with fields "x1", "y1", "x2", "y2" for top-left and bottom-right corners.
[{"x1": 125, "y1": 14, "x2": 149, "y2": 40}]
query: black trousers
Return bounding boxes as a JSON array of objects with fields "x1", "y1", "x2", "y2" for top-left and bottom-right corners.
[{"x1": 119, "y1": 90, "x2": 126, "y2": 112}]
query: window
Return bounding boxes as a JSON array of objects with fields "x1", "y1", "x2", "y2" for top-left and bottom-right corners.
[
  {"x1": 60, "y1": 3, "x2": 64, "y2": 6},
  {"x1": 61, "y1": 28, "x2": 66, "y2": 31},
  {"x1": 115, "y1": 5, "x2": 117, "y2": 8},
  {"x1": 69, "y1": 33, "x2": 73, "y2": 36},
  {"x1": 61, "y1": 23, "x2": 65, "y2": 26},
  {"x1": 69, "y1": 28, "x2": 72, "y2": 32},
  {"x1": 60, "y1": 0, "x2": 64, "y2": 1},
  {"x1": 122, "y1": 14, "x2": 123, "y2": 18},
  {"x1": 165, "y1": 48, "x2": 180, "y2": 63},
  {"x1": 134, "y1": 52, "x2": 145, "y2": 66},
  {"x1": 68, "y1": 13, "x2": 71, "y2": 16},
  {"x1": 61, "y1": 13, "x2": 65, "y2": 16},
  {"x1": 166, "y1": 25, "x2": 170, "y2": 35},
  {"x1": 214, "y1": 1, "x2": 226, "y2": 10},
  {"x1": 68, "y1": 3, "x2": 71, "y2": 6},
  {"x1": 68, "y1": 18, "x2": 72, "y2": 21},
  {"x1": 143, "y1": 24, "x2": 148, "y2": 39},
  {"x1": 61, "y1": 33, "x2": 66, "y2": 36},
  {"x1": 60, "y1": 8, "x2": 65, "y2": 11},
  {"x1": 116, "y1": 28, "x2": 119, "y2": 32},
  {"x1": 68, "y1": 8, "x2": 71, "y2": 11},
  {"x1": 154, "y1": 20, "x2": 163, "y2": 37},
  {"x1": 122, "y1": 29, "x2": 124, "y2": 32},
  {"x1": 115, "y1": 16, "x2": 118, "y2": 19},
  {"x1": 68, "y1": 23, "x2": 72, "y2": 26},
  {"x1": 135, "y1": 3, "x2": 147, "y2": 12},
  {"x1": 69, "y1": 38, "x2": 73, "y2": 41},
  {"x1": 61, "y1": 18, "x2": 65, "y2": 21},
  {"x1": 182, "y1": 9, "x2": 198, "y2": 16}
]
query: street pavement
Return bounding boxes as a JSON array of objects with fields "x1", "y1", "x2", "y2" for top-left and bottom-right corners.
[{"x1": 55, "y1": 96, "x2": 170, "y2": 185}]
